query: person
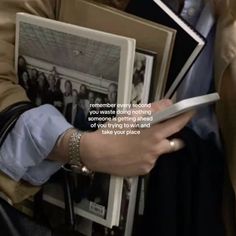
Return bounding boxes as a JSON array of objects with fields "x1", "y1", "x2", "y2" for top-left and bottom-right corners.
[
  {"x1": 35, "y1": 72, "x2": 49, "y2": 106},
  {"x1": 30, "y1": 68, "x2": 39, "y2": 82},
  {"x1": 86, "y1": 95, "x2": 105, "y2": 131},
  {"x1": 131, "y1": 56, "x2": 145, "y2": 104},
  {"x1": 65, "y1": 89, "x2": 80, "y2": 125},
  {"x1": 78, "y1": 84, "x2": 90, "y2": 117},
  {"x1": 63, "y1": 79, "x2": 73, "y2": 115},
  {"x1": 17, "y1": 55, "x2": 27, "y2": 79},
  {"x1": 107, "y1": 82, "x2": 118, "y2": 104},
  {"x1": 212, "y1": 0, "x2": 236, "y2": 235},
  {"x1": 74, "y1": 97, "x2": 91, "y2": 131},
  {"x1": 78, "y1": 84, "x2": 88, "y2": 100},
  {"x1": 19, "y1": 70, "x2": 30, "y2": 92},
  {"x1": 83, "y1": 90, "x2": 95, "y2": 117},
  {"x1": 28, "y1": 68, "x2": 39, "y2": 103},
  {"x1": 47, "y1": 73, "x2": 57, "y2": 105},
  {"x1": 0, "y1": 0, "x2": 194, "y2": 205},
  {"x1": 53, "y1": 76, "x2": 64, "y2": 113}
]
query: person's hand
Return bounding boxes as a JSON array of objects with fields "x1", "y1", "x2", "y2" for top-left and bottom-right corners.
[{"x1": 80, "y1": 99, "x2": 195, "y2": 177}]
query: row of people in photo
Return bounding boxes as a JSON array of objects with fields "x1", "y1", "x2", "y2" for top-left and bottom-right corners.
[{"x1": 18, "y1": 56, "x2": 118, "y2": 130}]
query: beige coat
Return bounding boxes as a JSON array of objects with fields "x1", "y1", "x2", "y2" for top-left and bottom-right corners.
[
  {"x1": 0, "y1": 0, "x2": 58, "y2": 203},
  {"x1": 214, "y1": 0, "x2": 236, "y2": 235},
  {"x1": 0, "y1": 0, "x2": 128, "y2": 203},
  {"x1": 0, "y1": 0, "x2": 108, "y2": 203},
  {"x1": 0, "y1": 2, "x2": 236, "y2": 223}
]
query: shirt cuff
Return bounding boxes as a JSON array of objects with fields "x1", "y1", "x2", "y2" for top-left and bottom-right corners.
[{"x1": 0, "y1": 104, "x2": 72, "y2": 183}]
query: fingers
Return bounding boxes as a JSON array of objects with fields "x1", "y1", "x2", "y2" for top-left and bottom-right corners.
[
  {"x1": 154, "y1": 138, "x2": 185, "y2": 157},
  {"x1": 168, "y1": 138, "x2": 185, "y2": 152},
  {"x1": 115, "y1": 99, "x2": 172, "y2": 121},
  {"x1": 150, "y1": 99, "x2": 173, "y2": 113},
  {"x1": 151, "y1": 110, "x2": 195, "y2": 140},
  {"x1": 128, "y1": 99, "x2": 173, "y2": 120}
]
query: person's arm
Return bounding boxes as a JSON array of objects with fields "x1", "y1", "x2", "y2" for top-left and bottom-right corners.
[
  {"x1": 0, "y1": 0, "x2": 194, "y2": 187},
  {"x1": 0, "y1": 0, "x2": 63, "y2": 202},
  {"x1": 216, "y1": 57, "x2": 236, "y2": 190},
  {"x1": 214, "y1": 0, "x2": 236, "y2": 184},
  {"x1": 229, "y1": 0, "x2": 236, "y2": 19},
  {"x1": 0, "y1": 104, "x2": 73, "y2": 185},
  {"x1": 49, "y1": 100, "x2": 194, "y2": 177}
]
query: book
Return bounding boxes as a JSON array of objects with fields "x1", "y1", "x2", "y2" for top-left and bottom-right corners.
[
  {"x1": 58, "y1": 0, "x2": 176, "y2": 101},
  {"x1": 15, "y1": 12, "x2": 136, "y2": 228},
  {"x1": 151, "y1": 92, "x2": 220, "y2": 124},
  {"x1": 90, "y1": 48, "x2": 157, "y2": 236},
  {"x1": 138, "y1": 92, "x2": 220, "y2": 127},
  {"x1": 43, "y1": 49, "x2": 156, "y2": 236},
  {"x1": 126, "y1": 0, "x2": 206, "y2": 98},
  {"x1": 131, "y1": 49, "x2": 157, "y2": 105}
]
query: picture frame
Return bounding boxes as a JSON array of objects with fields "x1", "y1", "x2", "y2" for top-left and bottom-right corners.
[
  {"x1": 131, "y1": 49, "x2": 157, "y2": 105},
  {"x1": 93, "y1": 48, "x2": 157, "y2": 236},
  {"x1": 15, "y1": 12, "x2": 135, "y2": 228}
]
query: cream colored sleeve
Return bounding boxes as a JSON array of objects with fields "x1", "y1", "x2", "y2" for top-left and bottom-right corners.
[
  {"x1": 0, "y1": 0, "x2": 57, "y2": 111},
  {"x1": 229, "y1": 0, "x2": 236, "y2": 19},
  {"x1": 216, "y1": 57, "x2": 236, "y2": 193},
  {"x1": 0, "y1": 0, "x2": 61, "y2": 204}
]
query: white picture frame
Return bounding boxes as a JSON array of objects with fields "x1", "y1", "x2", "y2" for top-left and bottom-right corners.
[{"x1": 15, "y1": 12, "x2": 136, "y2": 228}]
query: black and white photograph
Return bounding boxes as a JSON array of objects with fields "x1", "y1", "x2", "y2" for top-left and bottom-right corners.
[
  {"x1": 92, "y1": 49, "x2": 156, "y2": 236},
  {"x1": 131, "y1": 49, "x2": 156, "y2": 105},
  {"x1": 15, "y1": 13, "x2": 136, "y2": 227}
]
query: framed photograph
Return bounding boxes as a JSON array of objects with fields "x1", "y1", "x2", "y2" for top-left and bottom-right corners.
[
  {"x1": 15, "y1": 12, "x2": 136, "y2": 227},
  {"x1": 131, "y1": 49, "x2": 157, "y2": 105},
  {"x1": 92, "y1": 48, "x2": 157, "y2": 236}
]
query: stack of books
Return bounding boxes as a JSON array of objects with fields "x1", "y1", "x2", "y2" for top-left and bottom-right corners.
[{"x1": 15, "y1": 0, "x2": 205, "y2": 235}]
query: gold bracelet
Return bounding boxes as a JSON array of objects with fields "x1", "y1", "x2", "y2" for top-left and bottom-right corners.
[{"x1": 68, "y1": 130, "x2": 93, "y2": 175}]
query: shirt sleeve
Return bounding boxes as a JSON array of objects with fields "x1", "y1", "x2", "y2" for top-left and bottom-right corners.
[{"x1": 0, "y1": 104, "x2": 72, "y2": 185}]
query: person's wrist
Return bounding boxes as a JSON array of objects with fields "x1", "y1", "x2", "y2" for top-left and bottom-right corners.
[
  {"x1": 80, "y1": 131, "x2": 96, "y2": 171},
  {"x1": 79, "y1": 130, "x2": 105, "y2": 173},
  {"x1": 68, "y1": 130, "x2": 93, "y2": 175}
]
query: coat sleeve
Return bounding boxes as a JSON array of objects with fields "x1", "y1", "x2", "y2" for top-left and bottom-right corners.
[
  {"x1": 216, "y1": 57, "x2": 236, "y2": 189},
  {"x1": 215, "y1": 0, "x2": 236, "y2": 190},
  {"x1": 215, "y1": 1, "x2": 236, "y2": 233},
  {"x1": 0, "y1": 0, "x2": 57, "y2": 112},
  {"x1": 229, "y1": 0, "x2": 236, "y2": 19},
  {"x1": 0, "y1": 0, "x2": 59, "y2": 203}
]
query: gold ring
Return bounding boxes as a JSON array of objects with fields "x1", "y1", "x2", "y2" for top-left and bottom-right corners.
[{"x1": 169, "y1": 139, "x2": 176, "y2": 152}]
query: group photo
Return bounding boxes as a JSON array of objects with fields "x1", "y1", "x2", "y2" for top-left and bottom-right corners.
[
  {"x1": 18, "y1": 55, "x2": 117, "y2": 131},
  {"x1": 1, "y1": 0, "x2": 233, "y2": 235}
]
